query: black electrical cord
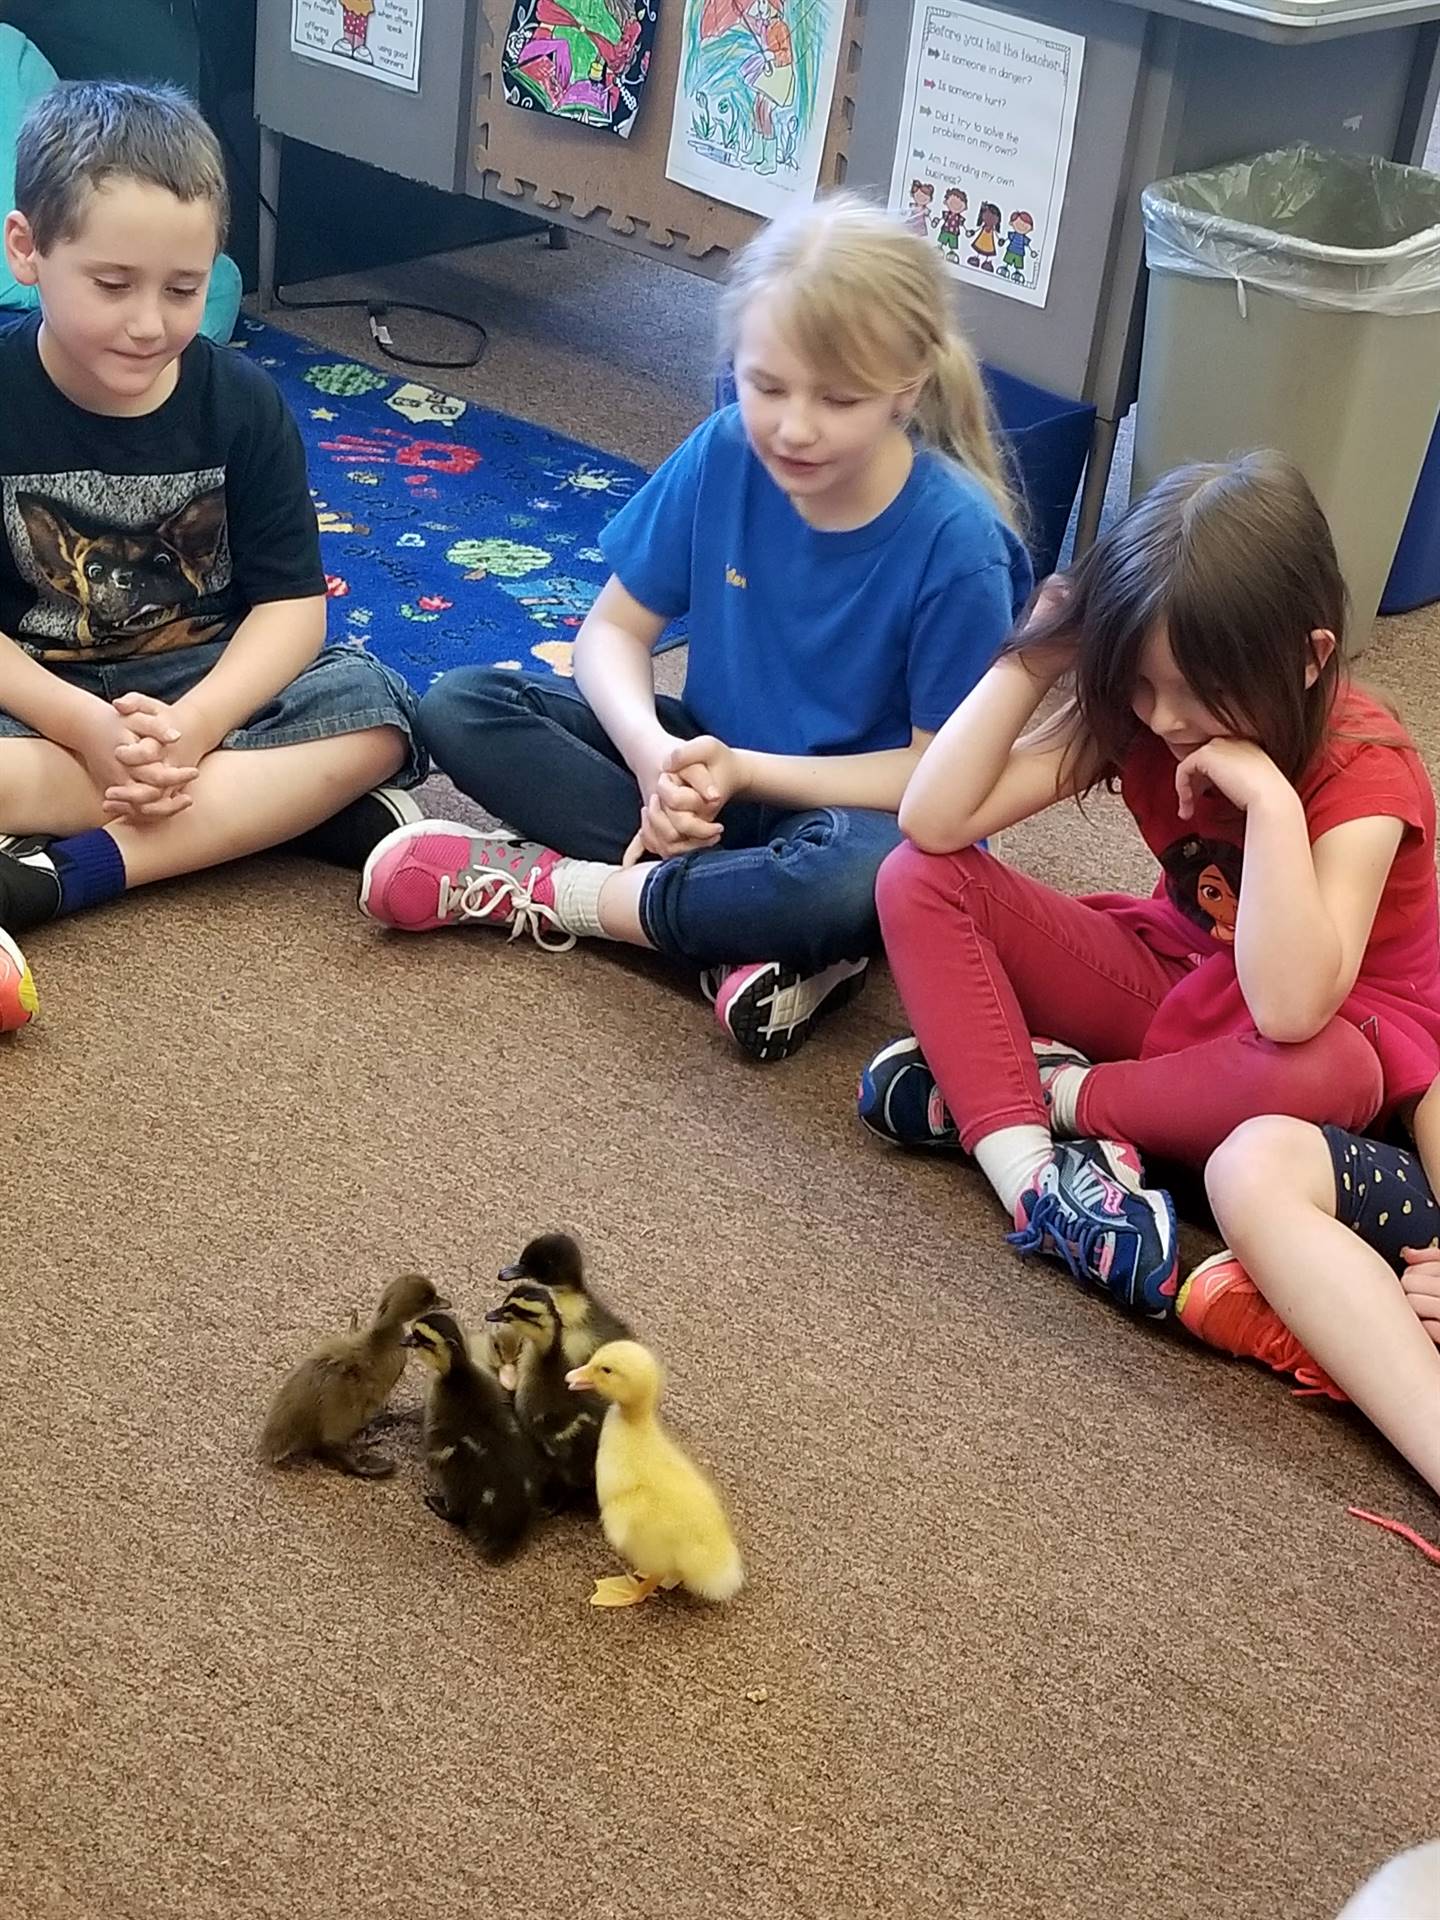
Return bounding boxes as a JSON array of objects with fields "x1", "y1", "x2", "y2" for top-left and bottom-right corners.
[{"x1": 186, "y1": 0, "x2": 488, "y2": 371}]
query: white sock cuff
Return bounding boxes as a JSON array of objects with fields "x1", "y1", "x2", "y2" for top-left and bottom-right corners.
[
  {"x1": 1046, "y1": 1065, "x2": 1089, "y2": 1136},
  {"x1": 974, "y1": 1125, "x2": 1054, "y2": 1217},
  {"x1": 549, "y1": 857, "x2": 615, "y2": 939}
]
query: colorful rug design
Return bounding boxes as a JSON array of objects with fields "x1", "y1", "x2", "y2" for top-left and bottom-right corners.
[{"x1": 235, "y1": 317, "x2": 659, "y2": 694}]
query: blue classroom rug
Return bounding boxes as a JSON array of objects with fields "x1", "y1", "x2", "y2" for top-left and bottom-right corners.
[{"x1": 234, "y1": 317, "x2": 666, "y2": 694}]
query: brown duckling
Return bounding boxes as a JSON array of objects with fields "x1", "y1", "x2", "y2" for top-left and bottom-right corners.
[
  {"x1": 479, "y1": 1319, "x2": 523, "y2": 1394},
  {"x1": 259, "y1": 1274, "x2": 442, "y2": 1477},
  {"x1": 486, "y1": 1282, "x2": 607, "y2": 1504},
  {"x1": 405, "y1": 1311, "x2": 542, "y2": 1561},
  {"x1": 497, "y1": 1232, "x2": 632, "y2": 1368}
]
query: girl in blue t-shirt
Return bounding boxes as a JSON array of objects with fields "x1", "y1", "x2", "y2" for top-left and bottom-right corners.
[{"x1": 361, "y1": 192, "x2": 1032, "y2": 1061}]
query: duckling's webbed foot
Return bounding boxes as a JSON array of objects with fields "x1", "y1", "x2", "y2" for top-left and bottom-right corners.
[
  {"x1": 589, "y1": 1573, "x2": 661, "y2": 1608},
  {"x1": 424, "y1": 1490, "x2": 465, "y2": 1525},
  {"x1": 366, "y1": 1406, "x2": 420, "y2": 1434},
  {"x1": 323, "y1": 1443, "x2": 396, "y2": 1478}
]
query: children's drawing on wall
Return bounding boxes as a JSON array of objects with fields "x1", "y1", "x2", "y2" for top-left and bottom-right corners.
[
  {"x1": 887, "y1": 1, "x2": 1084, "y2": 309},
  {"x1": 501, "y1": 0, "x2": 659, "y2": 138},
  {"x1": 290, "y1": 0, "x2": 423, "y2": 91},
  {"x1": 665, "y1": 0, "x2": 849, "y2": 220}
]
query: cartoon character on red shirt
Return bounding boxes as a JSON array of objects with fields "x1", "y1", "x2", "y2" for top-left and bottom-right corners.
[{"x1": 1160, "y1": 835, "x2": 1243, "y2": 946}]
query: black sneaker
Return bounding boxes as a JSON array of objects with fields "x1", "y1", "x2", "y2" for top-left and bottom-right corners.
[
  {"x1": 706, "y1": 957, "x2": 869, "y2": 1062},
  {"x1": 0, "y1": 838, "x2": 60, "y2": 933},
  {"x1": 290, "y1": 786, "x2": 425, "y2": 869}
]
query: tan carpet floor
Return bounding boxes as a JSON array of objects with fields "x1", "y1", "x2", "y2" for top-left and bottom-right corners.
[{"x1": 2, "y1": 233, "x2": 1438, "y2": 1920}]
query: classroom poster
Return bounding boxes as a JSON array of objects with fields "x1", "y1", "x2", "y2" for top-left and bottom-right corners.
[
  {"x1": 666, "y1": 0, "x2": 848, "y2": 220},
  {"x1": 290, "y1": 0, "x2": 424, "y2": 92},
  {"x1": 501, "y1": 0, "x2": 659, "y2": 139},
  {"x1": 888, "y1": 1, "x2": 1084, "y2": 309}
]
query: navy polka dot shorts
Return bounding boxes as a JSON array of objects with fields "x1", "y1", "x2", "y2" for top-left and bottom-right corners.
[{"x1": 1323, "y1": 1126, "x2": 1440, "y2": 1273}]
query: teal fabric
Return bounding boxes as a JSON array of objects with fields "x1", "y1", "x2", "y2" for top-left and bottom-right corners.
[
  {"x1": 0, "y1": 21, "x2": 56, "y2": 315},
  {"x1": 200, "y1": 251, "x2": 241, "y2": 343},
  {"x1": 0, "y1": 23, "x2": 241, "y2": 342}
]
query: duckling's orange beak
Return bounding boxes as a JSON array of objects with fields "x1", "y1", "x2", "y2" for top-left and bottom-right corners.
[{"x1": 565, "y1": 1365, "x2": 594, "y2": 1392}]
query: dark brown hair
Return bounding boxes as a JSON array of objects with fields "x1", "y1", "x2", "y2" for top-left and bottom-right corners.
[
  {"x1": 1013, "y1": 452, "x2": 1351, "y2": 787},
  {"x1": 16, "y1": 81, "x2": 228, "y2": 253}
]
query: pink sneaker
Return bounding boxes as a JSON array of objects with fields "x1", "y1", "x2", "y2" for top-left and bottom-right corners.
[{"x1": 359, "y1": 821, "x2": 576, "y2": 949}]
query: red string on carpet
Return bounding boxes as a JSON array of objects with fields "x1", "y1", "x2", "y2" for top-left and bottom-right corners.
[{"x1": 1347, "y1": 1506, "x2": 1440, "y2": 1565}]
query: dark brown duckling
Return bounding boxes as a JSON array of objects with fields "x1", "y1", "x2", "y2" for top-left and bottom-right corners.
[
  {"x1": 487, "y1": 1282, "x2": 605, "y2": 1504},
  {"x1": 497, "y1": 1232, "x2": 632, "y2": 1368},
  {"x1": 260, "y1": 1274, "x2": 442, "y2": 1477},
  {"x1": 405, "y1": 1311, "x2": 542, "y2": 1561}
]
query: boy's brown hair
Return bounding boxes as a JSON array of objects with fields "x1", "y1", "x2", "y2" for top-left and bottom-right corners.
[{"x1": 15, "y1": 80, "x2": 229, "y2": 253}]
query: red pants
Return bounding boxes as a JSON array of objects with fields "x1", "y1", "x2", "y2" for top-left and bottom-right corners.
[{"x1": 876, "y1": 843, "x2": 1384, "y2": 1168}]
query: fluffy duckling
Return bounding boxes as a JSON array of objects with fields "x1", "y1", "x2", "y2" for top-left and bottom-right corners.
[
  {"x1": 565, "y1": 1341, "x2": 743, "y2": 1609},
  {"x1": 498, "y1": 1232, "x2": 631, "y2": 1368},
  {"x1": 480, "y1": 1319, "x2": 524, "y2": 1394},
  {"x1": 486, "y1": 1283, "x2": 604, "y2": 1504},
  {"x1": 406, "y1": 1311, "x2": 541, "y2": 1562},
  {"x1": 260, "y1": 1273, "x2": 441, "y2": 1477}
]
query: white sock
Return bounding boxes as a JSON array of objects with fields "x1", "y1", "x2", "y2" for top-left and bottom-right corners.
[
  {"x1": 1044, "y1": 1064, "x2": 1090, "y2": 1135},
  {"x1": 974, "y1": 1125, "x2": 1055, "y2": 1217},
  {"x1": 548, "y1": 857, "x2": 618, "y2": 939}
]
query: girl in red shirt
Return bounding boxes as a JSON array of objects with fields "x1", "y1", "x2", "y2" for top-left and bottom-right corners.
[{"x1": 865, "y1": 453, "x2": 1440, "y2": 1357}]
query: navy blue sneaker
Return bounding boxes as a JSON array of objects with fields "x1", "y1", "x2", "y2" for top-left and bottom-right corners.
[
  {"x1": 857, "y1": 1035, "x2": 959, "y2": 1149},
  {"x1": 858, "y1": 1034, "x2": 1092, "y2": 1148},
  {"x1": 1008, "y1": 1137, "x2": 1179, "y2": 1318}
]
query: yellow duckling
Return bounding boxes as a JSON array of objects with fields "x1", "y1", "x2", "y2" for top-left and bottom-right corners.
[{"x1": 565, "y1": 1341, "x2": 743, "y2": 1609}]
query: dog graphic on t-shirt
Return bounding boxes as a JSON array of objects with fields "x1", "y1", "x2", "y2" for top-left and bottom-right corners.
[{"x1": 13, "y1": 483, "x2": 229, "y2": 656}]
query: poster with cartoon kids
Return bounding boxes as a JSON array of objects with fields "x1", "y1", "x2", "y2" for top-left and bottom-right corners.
[
  {"x1": 290, "y1": 0, "x2": 423, "y2": 92},
  {"x1": 888, "y1": 1, "x2": 1083, "y2": 309},
  {"x1": 501, "y1": 0, "x2": 658, "y2": 139}
]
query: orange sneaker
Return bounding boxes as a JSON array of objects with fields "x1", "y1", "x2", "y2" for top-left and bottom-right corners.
[
  {"x1": 0, "y1": 926, "x2": 36, "y2": 1031},
  {"x1": 1177, "y1": 1251, "x2": 1346, "y2": 1401}
]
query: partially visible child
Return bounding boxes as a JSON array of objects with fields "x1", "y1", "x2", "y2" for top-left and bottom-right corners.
[
  {"x1": 0, "y1": 80, "x2": 424, "y2": 1025},
  {"x1": 361, "y1": 193, "x2": 1032, "y2": 1061},
  {"x1": 1178, "y1": 1092, "x2": 1440, "y2": 1503},
  {"x1": 864, "y1": 454, "x2": 1440, "y2": 1318}
]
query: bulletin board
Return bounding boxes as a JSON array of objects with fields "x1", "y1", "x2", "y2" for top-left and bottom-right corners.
[{"x1": 470, "y1": 0, "x2": 872, "y2": 265}]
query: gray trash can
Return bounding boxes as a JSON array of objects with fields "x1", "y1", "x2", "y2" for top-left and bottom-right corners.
[{"x1": 1134, "y1": 146, "x2": 1440, "y2": 647}]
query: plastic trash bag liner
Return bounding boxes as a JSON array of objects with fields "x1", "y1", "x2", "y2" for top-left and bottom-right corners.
[{"x1": 1142, "y1": 145, "x2": 1440, "y2": 315}]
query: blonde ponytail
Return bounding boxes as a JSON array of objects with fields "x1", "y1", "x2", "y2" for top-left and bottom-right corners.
[
  {"x1": 720, "y1": 192, "x2": 1021, "y2": 529},
  {"x1": 914, "y1": 334, "x2": 1020, "y2": 527}
]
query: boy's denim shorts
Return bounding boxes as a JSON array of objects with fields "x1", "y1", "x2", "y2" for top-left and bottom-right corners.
[{"x1": 0, "y1": 637, "x2": 429, "y2": 786}]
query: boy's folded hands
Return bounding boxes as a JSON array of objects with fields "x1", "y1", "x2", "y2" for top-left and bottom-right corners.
[{"x1": 78, "y1": 689, "x2": 201, "y2": 822}]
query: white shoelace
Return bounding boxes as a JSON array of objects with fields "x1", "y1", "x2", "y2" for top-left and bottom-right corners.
[{"x1": 436, "y1": 866, "x2": 577, "y2": 953}]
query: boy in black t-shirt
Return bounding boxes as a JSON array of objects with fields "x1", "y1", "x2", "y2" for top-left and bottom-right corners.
[{"x1": 0, "y1": 79, "x2": 425, "y2": 1027}]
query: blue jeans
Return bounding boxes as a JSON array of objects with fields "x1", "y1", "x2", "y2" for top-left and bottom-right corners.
[
  {"x1": 419, "y1": 667, "x2": 902, "y2": 973},
  {"x1": 0, "y1": 638, "x2": 428, "y2": 785}
]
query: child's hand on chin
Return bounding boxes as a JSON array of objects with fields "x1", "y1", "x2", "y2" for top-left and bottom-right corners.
[{"x1": 1173, "y1": 737, "x2": 1287, "y2": 820}]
